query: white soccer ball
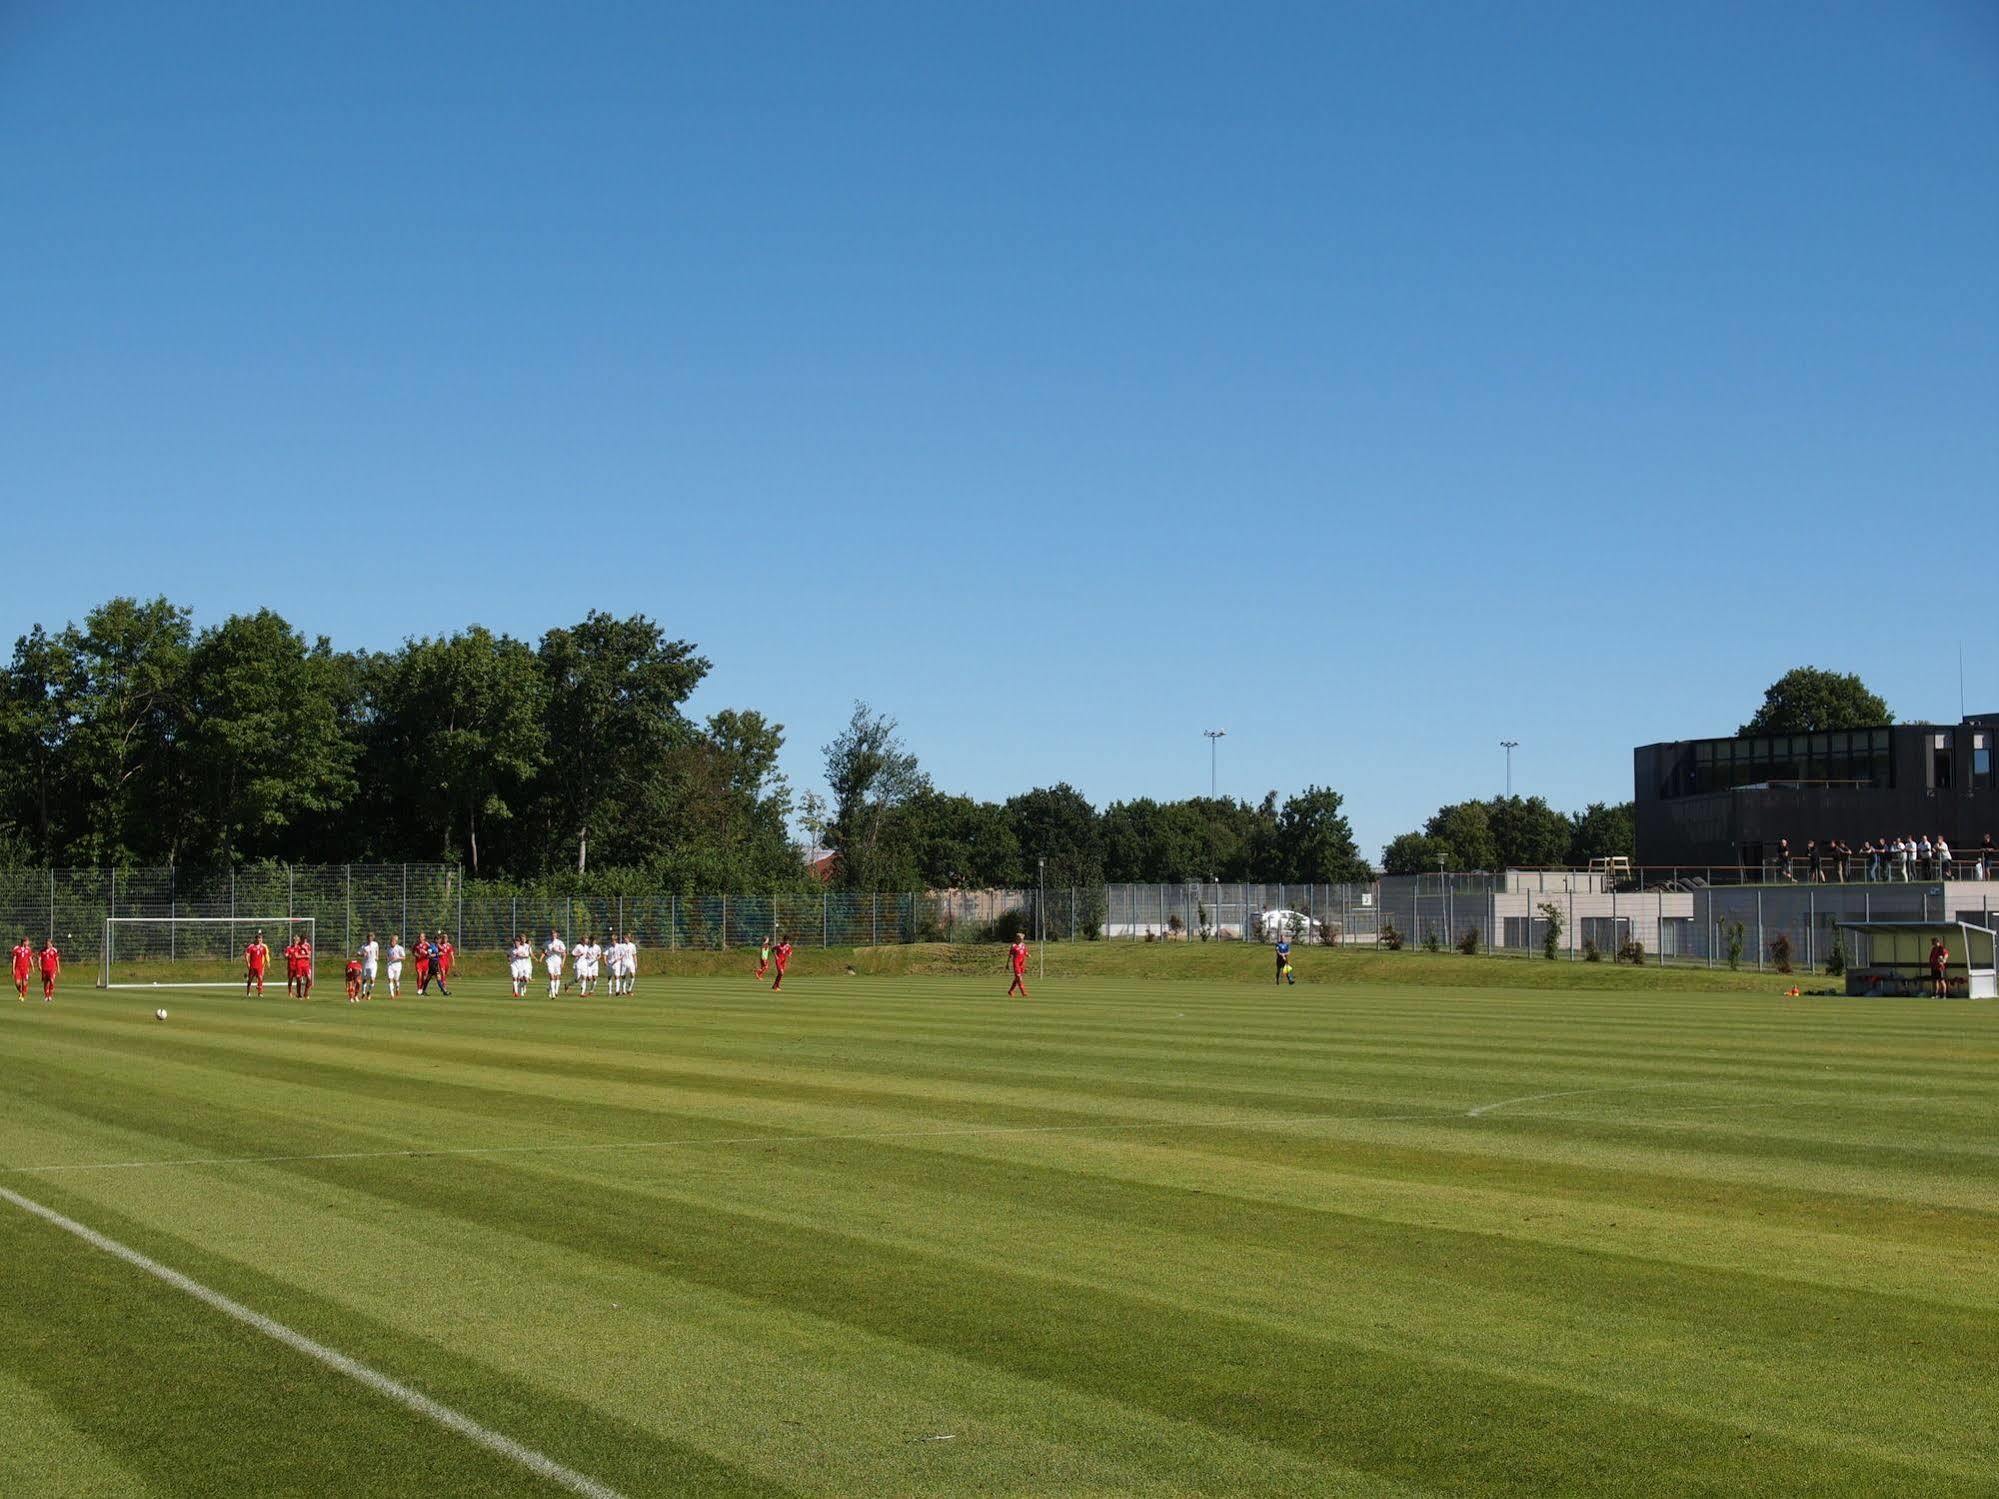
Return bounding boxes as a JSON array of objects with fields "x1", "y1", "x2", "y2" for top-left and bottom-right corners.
[{"x1": 154, "y1": 1008, "x2": 168, "y2": 1021}]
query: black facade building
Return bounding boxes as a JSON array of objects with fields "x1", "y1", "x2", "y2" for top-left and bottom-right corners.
[{"x1": 1634, "y1": 718, "x2": 1999, "y2": 870}]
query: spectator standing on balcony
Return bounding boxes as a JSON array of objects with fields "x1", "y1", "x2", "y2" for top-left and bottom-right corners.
[
  {"x1": 1980, "y1": 833, "x2": 1995, "y2": 881},
  {"x1": 1776, "y1": 838, "x2": 1793, "y2": 881},
  {"x1": 1862, "y1": 839, "x2": 1879, "y2": 881},
  {"x1": 1898, "y1": 836, "x2": 1914, "y2": 882},
  {"x1": 1918, "y1": 835, "x2": 1935, "y2": 880},
  {"x1": 1807, "y1": 840, "x2": 1823, "y2": 883},
  {"x1": 1835, "y1": 840, "x2": 1852, "y2": 882},
  {"x1": 1937, "y1": 837, "x2": 1953, "y2": 880}
]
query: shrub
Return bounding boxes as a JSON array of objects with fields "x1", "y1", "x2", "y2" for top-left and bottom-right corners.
[
  {"x1": 1380, "y1": 920, "x2": 1403, "y2": 951},
  {"x1": 1770, "y1": 932, "x2": 1793, "y2": 974},
  {"x1": 1616, "y1": 938, "x2": 1646, "y2": 965},
  {"x1": 1457, "y1": 927, "x2": 1479, "y2": 956},
  {"x1": 1582, "y1": 938, "x2": 1602, "y2": 962},
  {"x1": 1826, "y1": 931, "x2": 1846, "y2": 977},
  {"x1": 1537, "y1": 901, "x2": 1564, "y2": 961},
  {"x1": 1724, "y1": 921, "x2": 1745, "y2": 970},
  {"x1": 1167, "y1": 913, "x2": 1184, "y2": 936},
  {"x1": 1422, "y1": 929, "x2": 1441, "y2": 953}
]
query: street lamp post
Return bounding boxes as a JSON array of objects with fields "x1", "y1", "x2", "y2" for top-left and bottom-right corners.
[
  {"x1": 1204, "y1": 729, "x2": 1227, "y2": 798},
  {"x1": 1500, "y1": 740, "x2": 1518, "y2": 798}
]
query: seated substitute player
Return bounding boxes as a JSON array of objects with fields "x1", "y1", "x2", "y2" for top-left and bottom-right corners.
[
  {"x1": 244, "y1": 931, "x2": 271, "y2": 997},
  {"x1": 544, "y1": 928, "x2": 567, "y2": 998},
  {"x1": 344, "y1": 951, "x2": 363, "y2": 1003},
  {"x1": 15, "y1": 934, "x2": 35, "y2": 1001},
  {"x1": 39, "y1": 937, "x2": 60, "y2": 1002},
  {"x1": 386, "y1": 934, "x2": 405, "y2": 998},
  {"x1": 509, "y1": 933, "x2": 533, "y2": 997},
  {"x1": 1008, "y1": 933, "x2": 1029, "y2": 998},
  {"x1": 360, "y1": 931, "x2": 380, "y2": 998},
  {"x1": 769, "y1": 935, "x2": 793, "y2": 992}
]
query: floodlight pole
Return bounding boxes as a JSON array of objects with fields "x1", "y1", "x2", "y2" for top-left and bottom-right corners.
[
  {"x1": 1038, "y1": 857, "x2": 1046, "y2": 979},
  {"x1": 1204, "y1": 729, "x2": 1227, "y2": 798},
  {"x1": 1500, "y1": 740, "x2": 1518, "y2": 798}
]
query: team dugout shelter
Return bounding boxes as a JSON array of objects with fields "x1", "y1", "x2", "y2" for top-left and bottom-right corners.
[{"x1": 1836, "y1": 920, "x2": 1998, "y2": 999}]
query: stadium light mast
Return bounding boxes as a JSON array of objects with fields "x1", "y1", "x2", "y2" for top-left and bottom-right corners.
[
  {"x1": 1500, "y1": 740, "x2": 1519, "y2": 797},
  {"x1": 1204, "y1": 729, "x2": 1227, "y2": 798}
]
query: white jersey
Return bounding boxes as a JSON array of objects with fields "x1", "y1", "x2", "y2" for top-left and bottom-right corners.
[
  {"x1": 511, "y1": 940, "x2": 532, "y2": 963},
  {"x1": 544, "y1": 937, "x2": 567, "y2": 967},
  {"x1": 622, "y1": 940, "x2": 637, "y2": 972},
  {"x1": 388, "y1": 943, "x2": 405, "y2": 965},
  {"x1": 588, "y1": 942, "x2": 604, "y2": 970},
  {"x1": 362, "y1": 940, "x2": 380, "y2": 970}
]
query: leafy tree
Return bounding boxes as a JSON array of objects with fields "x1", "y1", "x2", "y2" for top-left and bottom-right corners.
[
  {"x1": 1276, "y1": 785, "x2": 1371, "y2": 883},
  {"x1": 1566, "y1": 801, "x2": 1636, "y2": 864},
  {"x1": 60, "y1": 598, "x2": 195, "y2": 863},
  {"x1": 1005, "y1": 783, "x2": 1103, "y2": 889},
  {"x1": 183, "y1": 610, "x2": 357, "y2": 862},
  {"x1": 0, "y1": 625, "x2": 85, "y2": 861},
  {"x1": 1380, "y1": 832, "x2": 1444, "y2": 876},
  {"x1": 368, "y1": 629, "x2": 547, "y2": 873},
  {"x1": 1740, "y1": 668, "x2": 1890, "y2": 735},
  {"x1": 824, "y1": 702, "x2": 930, "y2": 892},
  {"x1": 533, "y1": 612, "x2": 709, "y2": 870},
  {"x1": 902, "y1": 790, "x2": 1022, "y2": 888},
  {"x1": 1423, "y1": 800, "x2": 1498, "y2": 871},
  {"x1": 653, "y1": 709, "x2": 800, "y2": 890},
  {"x1": 1484, "y1": 795, "x2": 1570, "y2": 869}
]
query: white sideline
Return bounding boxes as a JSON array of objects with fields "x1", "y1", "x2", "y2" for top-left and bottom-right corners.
[{"x1": 0, "y1": 1184, "x2": 627, "y2": 1499}]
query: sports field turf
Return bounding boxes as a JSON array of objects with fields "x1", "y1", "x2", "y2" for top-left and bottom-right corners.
[{"x1": 2, "y1": 962, "x2": 1996, "y2": 1496}]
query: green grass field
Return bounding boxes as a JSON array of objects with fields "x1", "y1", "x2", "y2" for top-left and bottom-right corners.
[{"x1": 3, "y1": 958, "x2": 1996, "y2": 1496}]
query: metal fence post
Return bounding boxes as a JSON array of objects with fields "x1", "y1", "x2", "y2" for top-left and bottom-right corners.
[
  {"x1": 1756, "y1": 889, "x2": 1764, "y2": 970},
  {"x1": 871, "y1": 893, "x2": 878, "y2": 946},
  {"x1": 670, "y1": 894, "x2": 677, "y2": 950},
  {"x1": 822, "y1": 891, "x2": 828, "y2": 947},
  {"x1": 344, "y1": 865, "x2": 352, "y2": 954},
  {"x1": 399, "y1": 864, "x2": 406, "y2": 945},
  {"x1": 1807, "y1": 889, "x2": 1815, "y2": 971}
]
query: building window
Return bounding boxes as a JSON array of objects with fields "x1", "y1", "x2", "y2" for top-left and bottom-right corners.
[
  {"x1": 1931, "y1": 733, "x2": 1953, "y2": 791},
  {"x1": 1975, "y1": 733, "x2": 1991, "y2": 788}
]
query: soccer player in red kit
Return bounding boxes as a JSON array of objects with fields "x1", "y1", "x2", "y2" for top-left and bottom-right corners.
[
  {"x1": 38, "y1": 939, "x2": 60, "y2": 1001},
  {"x1": 770, "y1": 937, "x2": 793, "y2": 991},
  {"x1": 282, "y1": 939, "x2": 300, "y2": 997},
  {"x1": 1007, "y1": 933, "x2": 1029, "y2": 997},
  {"x1": 438, "y1": 934, "x2": 455, "y2": 983},
  {"x1": 295, "y1": 938, "x2": 314, "y2": 999},
  {"x1": 244, "y1": 932, "x2": 270, "y2": 996},
  {"x1": 12, "y1": 936, "x2": 32, "y2": 1001},
  {"x1": 413, "y1": 931, "x2": 431, "y2": 994}
]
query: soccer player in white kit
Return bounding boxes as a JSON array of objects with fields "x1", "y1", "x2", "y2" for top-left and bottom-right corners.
[
  {"x1": 386, "y1": 934, "x2": 405, "y2": 998},
  {"x1": 620, "y1": 933, "x2": 639, "y2": 994},
  {"x1": 606, "y1": 934, "x2": 628, "y2": 995},
  {"x1": 508, "y1": 934, "x2": 533, "y2": 997},
  {"x1": 576, "y1": 935, "x2": 597, "y2": 995},
  {"x1": 544, "y1": 928, "x2": 567, "y2": 998},
  {"x1": 361, "y1": 932, "x2": 380, "y2": 999}
]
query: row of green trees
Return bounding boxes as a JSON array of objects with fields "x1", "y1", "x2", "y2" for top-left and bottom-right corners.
[
  {"x1": 818, "y1": 705, "x2": 1373, "y2": 892},
  {"x1": 0, "y1": 598, "x2": 799, "y2": 887},
  {"x1": 1379, "y1": 796, "x2": 1635, "y2": 875}
]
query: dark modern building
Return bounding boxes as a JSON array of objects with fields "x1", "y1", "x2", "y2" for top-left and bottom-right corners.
[{"x1": 1634, "y1": 718, "x2": 1999, "y2": 870}]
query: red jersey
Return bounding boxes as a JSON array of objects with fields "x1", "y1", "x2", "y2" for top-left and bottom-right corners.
[
  {"x1": 246, "y1": 942, "x2": 268, "y2": 972},
  {"x1": 11, "y1": 942, "x2": 30, "y2": 979},
  {"x1": 39, "y1": 944, "x2": 60, "y2": 977},
  {"x1": 344, "y1": 959, "x2": 362, "y2": 980},
  {"x1": 1010, "y1": 942, "x2": 1028, "y2": 975},
  {"x1": 414, "y1": 942, "x2": 431, "y2": 971},
  {"x1": 296, "y1": 942, "x2": 313, "y2": 971},
  {"x1": 773, "y1": 941, "x2": 793, "y2": 970},
  {"x1": 439, "y1": 942, "x2": 455, "y2": 975}
]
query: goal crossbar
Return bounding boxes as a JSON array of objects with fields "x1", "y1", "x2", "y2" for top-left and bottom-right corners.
[{"x1": 102, "y1": 915, "x2": 316, "y2": 989}]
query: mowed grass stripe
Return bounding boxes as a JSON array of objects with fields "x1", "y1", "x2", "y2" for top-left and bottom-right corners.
[{"x1": 7, "y1": 975, "x2": 1999, "y2": 1493}]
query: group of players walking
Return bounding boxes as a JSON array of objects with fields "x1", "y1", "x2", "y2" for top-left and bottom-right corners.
[
  {"x1": 12, "y1": 938, "x2": 61, "y2": 1001},
  {"x1": 239, "y1": 930, "x2": 458, "y2": 1003},
  {"x1": 508, "y1": 931, "x2": 641, "y2": 998}
]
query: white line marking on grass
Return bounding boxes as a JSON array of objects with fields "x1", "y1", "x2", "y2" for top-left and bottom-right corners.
[
  {"x1": 1465, "y1": 1082, "x2": 1710, "y2": 1117},
  {"x1": 0, "y1": 1184, "x2": 628, "y2": 1499}
]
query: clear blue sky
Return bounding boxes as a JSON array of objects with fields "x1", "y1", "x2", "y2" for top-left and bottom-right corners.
[{"x1": 3, "y1": 2, "x2": 1995, "y2": 862}]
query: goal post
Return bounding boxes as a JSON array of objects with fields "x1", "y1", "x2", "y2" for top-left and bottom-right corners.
[{"x1": 101, "y1": 916, "x2": 316, "y2": 990}]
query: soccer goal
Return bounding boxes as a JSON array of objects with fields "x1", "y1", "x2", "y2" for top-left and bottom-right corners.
[{"x1": 101, "y1": 916, "x2": 316, "y2": 990}]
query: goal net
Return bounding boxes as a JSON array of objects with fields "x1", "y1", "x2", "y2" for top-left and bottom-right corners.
[{"x1": 101, "y1": 916, "x2": 317, "y2": 990}]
